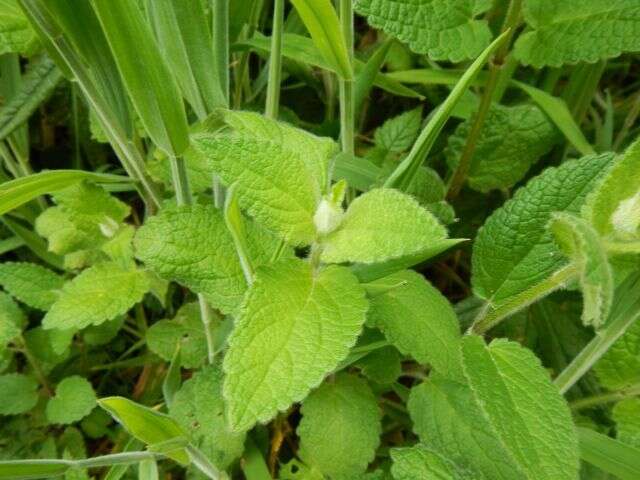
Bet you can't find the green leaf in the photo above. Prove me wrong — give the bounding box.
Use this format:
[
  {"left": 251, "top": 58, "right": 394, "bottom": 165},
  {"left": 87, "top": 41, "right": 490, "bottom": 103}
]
[
  {"left": 0, "top": 54, "right": 62, "bottom": 143},
  {"left": 578, "top": 427, "right": 640, "bottom": 480},
  {"left": 613, "top": 398, "right": 640, "bottom": 448},
  {"left": 98, "top": 396, "right": 189, "bottom": 465},
  {"left": 320, "top": 188, "right": 454, "bottom": 264},
  {"left": 92, "top": 0, "right": 189, "bottom": 156},
  {"left": 146, "top": 302, "right": 217, "bottom": 369},
  {"left": 374, "top": 107, "right": 422, "bottom": 153},
  {"left": 0, "top": 0, "right": 38, "bottom": 55},
  {"left": 0, "top": 373, "right": 38, "bottom": 415},
  {"left": 514, "top": 1, "right": 640, "bottom": 68},
  {"left": 391, "top": 445, "right": 473, "bottom": 480},
  {"left": 297, "top": 373, "right": 381, "bottom": 478},
  {"left": 0, "top": 291, "right": 24, "bottom": 351},
  {"left": 43, "top": 262, "right": 150, "bottom": 331},
  {"left": 170, "top": 365, "right": 245, "bottom": 471},
  {"left": 409, "top": 337, "right": 580, "bottom": 479},
  {"left": 134, "top": 204, "right": 280, "bottom": 314},
  {"left": 0, "top": 460, "right": 70, "bottom": 480},
  {"left": 223, "top": 258, "right": 368, "bottom": 431},
  {"left": 445, "top": 104, "right": 557, "bottom": 192},
  {"left": 472, "top": 154, "right": 613, "bottom": 314},
  {"left": 357, "top": 345, "right": 402, "bottom": 384},
  {"left": 354, "top": 0, "right": 493, "bottom": 62},
  {"left": 289, "top": 0, "right": 353, "bottom": 79},
  {"left": 0, "top": 170, "right": 131, "bottom": 216},
  {"left": 138, "top": 460, "right": 157, "bottom": 480},
  {"left": 354, "top": 38, "right": 393, "bottom": 112},
  {"left": 192, "top": 110, "right": 337, "bottom": 245},
  {"left": 594, "top": 319, "right": 640, "bottom": 390},
  {"left": 584, "top": 138, "right": 640, "bottom": 238},
  {"left": 0, "top": 262, "right": 63, "bottom": 310},
  {"left": 367, "top": 270, "right": 460, "bottom": 373},
  {"left": 146, "top": 0, "right": 225, "bottom": 118},
  {"left": 46, "top": 376, "right": 96, "bottom": 425},
  {"left": 550, "top": 213, "right": 613, "bottom": 329}
]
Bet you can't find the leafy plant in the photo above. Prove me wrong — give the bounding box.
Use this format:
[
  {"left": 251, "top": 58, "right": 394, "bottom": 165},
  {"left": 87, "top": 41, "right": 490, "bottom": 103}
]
[{"left": 1, "top": 0, "right": 640, "bottom": 479}]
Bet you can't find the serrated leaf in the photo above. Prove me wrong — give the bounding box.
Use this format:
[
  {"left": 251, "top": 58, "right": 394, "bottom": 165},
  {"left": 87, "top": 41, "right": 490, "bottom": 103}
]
[
  {"left": 192, "top": 110, "right": 337, "bottom": 245},
  {"left": 613, "top": 398, "right": 640, "bottom": 448},
  {"left": 594, "top": 319, "right": 640, "bottom": 390},
  {"left": 367, "top": 270, "right": 460, "bottom": 373},
  {"left": 170, "top": 366, "right": 245, "bottom": 470},
  {"left": 409, "top": 337, "right": 580, "bottom": 479},
  {"left": 445, "top": 104, "right": 557, "bottom": 192},
  {"left": 354, "top": 0, "right": 493, "bottom": 62},
  {"left": 98, "top": 396, "right": 189, "bottom": 465},
  {"left": 374, "top": 107, "right": 422, "bottom": 153},
  {"left": 0, "top": 0, "right": 38, "bottom": 55},
  {"left": 321, "top": 188, "right": 455, "bottom": 264},
  {"left": 0, "top": 373, "right": 38, "bottom": 415},
  {"left": 0, "top": 262, "right": 63, "bottom": 311},
  {"left": 391, "top": 445, "right": 474, "bottom": 479},
  {"left": 584, "top": 138, "right": 640, "bottom": 239},
  {"left": 514, "top": 1, "right": 640, "bottom": 68},
  {"left": 134, "top": 204, "right": 280, "bottom": 314},
  {"left": 43, "top": 262, "right": 150, "bottom": 331},
  {"left": 146, "top": 302, "right": 217, "bottom": 369},
  {"left": 298, "top": 373, "right": 381, "bottom": 477},
  {"left": 550, "top": 213, "right": 613, "bottom": 329},
  {"left": 0, "top": 292, "right": 24, "bottom": 351},
  {"left": 223, "top": 258, "right": 368, "bottom": 431},
  {"left": 472, "top": 154, "right": 614, "bottom": 308},
  {"left": 46, "top": 376, "right": 96, "bottom": 425}
]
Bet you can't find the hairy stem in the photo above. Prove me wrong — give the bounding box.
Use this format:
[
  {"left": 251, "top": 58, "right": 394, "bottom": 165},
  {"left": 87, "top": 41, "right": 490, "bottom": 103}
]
[
  {"left": 265, "top": 0, "right": 284, "bottom": 119},
  {"left": 447, "top": 0, "right": 522, "bottom": 199}
]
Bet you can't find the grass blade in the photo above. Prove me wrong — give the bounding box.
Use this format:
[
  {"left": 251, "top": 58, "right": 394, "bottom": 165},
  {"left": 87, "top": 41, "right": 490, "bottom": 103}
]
[
  {"left": 578, "top": 427, "right": 640, "bottom": 480},
  {"left": 92, "top": 0, "right": 189, "bottom": 157},
  {"left": 0, "top": 460, "right": 70, "bottom": 480},
  {"left": 384, "top": 30, "right": 511, "bottom": 191},
  {"left": 354, "top": 38, "right": 392, "bottom": 112},
  {"left": 289, "top": 0, "right": 353, "bottom": 80}
]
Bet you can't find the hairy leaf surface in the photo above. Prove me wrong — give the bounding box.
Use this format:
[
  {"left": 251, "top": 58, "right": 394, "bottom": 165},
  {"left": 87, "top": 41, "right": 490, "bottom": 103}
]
[
  {"left": 354, "top": 0, "right": 493, "bottom": 62},
  {"left": 613, "top": 399, "right": 640, "bottom": 448},
  {"left": 391, "top": 445, "right": 474, "bottom": 479},
  {"left": 515, "top": 1, "right": 640, "bottom": 67},
  {"left": 0, "top": 262, "right": 63, "bottom": 311},
  {"left": 594, "top": 320, "right": 640, "bottom": 390},
  {"left": 298, "top": 373, "right": 381, "bottom": 477},
  {"left": 46, "top": 376, "right": 96, "bottom": 425},
  {"left": 367, "top": 270, "right": 460, "bottom": 373},
  {"left": 0, "top": 292, "right": 24, "bottom": 351},
  {"left": 223, "top": 258, "right": 368, "bottom": 432}
]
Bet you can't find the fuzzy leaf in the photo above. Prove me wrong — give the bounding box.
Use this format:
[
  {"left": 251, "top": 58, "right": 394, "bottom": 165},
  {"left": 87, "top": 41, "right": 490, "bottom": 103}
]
[
  {"left": 0, "top": 373, "right": 38, "bottom": 415},
  {"left": 445, "top": 104, "right": 557, "bottom": 192},
  {"left": 192, "top": 110, "right": 337, "bottom": 245},
  {"left": 146, "top": 302, "right": 217, "bottom": 369},
  {"left": 170, "top": 365, "right": 245, "bottom": 470},
  {"left": 354, "top": 0, "right": 493, "bottom": 62},
  {"left": 472, "top": 154, "right": 613, "bottom": 307},
  {"left": 375, "top": 107, "right": 422, "bottom": 153},
  {"left": 613, "top": 398, "right": 640, "bottom": 448},
  {"left": 367, "top": 270, "right": 460, "bottom": 373},
  {"left": 391, "top": 445, "right": 474, "bottom": 479},
  {"left": 550, "top": 213, "right": 613, "bottom": 328},
  {"left": 408, "top": 337, "right": 580, "bottom": 479},
  {"left": 321, "top": 188, "right": 455, "bottom": 264},
  {"left": 0, "top": 292, "right": 24, "bottom": 351},
  {"left": 594, "top": 320, "right": 640, "bottom": 390},
  {"left": 43, "top": 262, "right": 150, "bottom": 330},
  {"left": 0, "top": 262, "right": 63, "bottom": 311},
  {"left": 134, "top": 204, "right": 280, "bottom": 314},
  {"left": 0, "top": 0, "right": 38, "bottom": 55},
  {"left": 46, "top": 376, "right": 96, "bottom": 424},
  {"left": 223, "top": 258, "right": 368, "bottom": 432},
  {"left": 515, "top": 1, "right": 640, "bottom": 68},
  {"left": 297, "top": 373, "right": 381, "bottom": 477},
  {"left": 584, "top": 139, "right": 640, "bottom": 238}
]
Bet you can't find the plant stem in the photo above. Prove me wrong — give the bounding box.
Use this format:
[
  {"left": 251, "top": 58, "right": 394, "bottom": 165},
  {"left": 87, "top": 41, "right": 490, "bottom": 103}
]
[
  {"left": 265, "top": 0, "right": 284, "bottom": 119},
  {"left": 213, "top": 0, "right": 230, "bottom": 107},
  {"left": 168, "top": 155, "right": 192, "bottom": 206},
  {"left": 571, "top": 383, "right": 640, "bottom": 411},
  {"left": 198, "top": 295, "right": 216, "bottom": 365},
  {"left": 447, "top": 0, "right": 522, "bottom": 200},
  {"left": 339, "top": 0, "right": 355, "bottom": 157}
]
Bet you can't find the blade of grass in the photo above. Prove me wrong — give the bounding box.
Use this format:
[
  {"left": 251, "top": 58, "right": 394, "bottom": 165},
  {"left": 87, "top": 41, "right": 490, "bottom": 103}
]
[
  {"left": 265, "top": 0, "right": 284, "bottom": 119},
  {"left": 384, "top": 30, "right": 511, "bottom": 191},
  {"left": 1, "top": 216, "right": 63, "bottom": 269},
  {"left": 578, "top": 427, "right": 640, "bottom": 480},
  {"left": 354, "top": 38, "right": 392, "bottom": 113}
]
